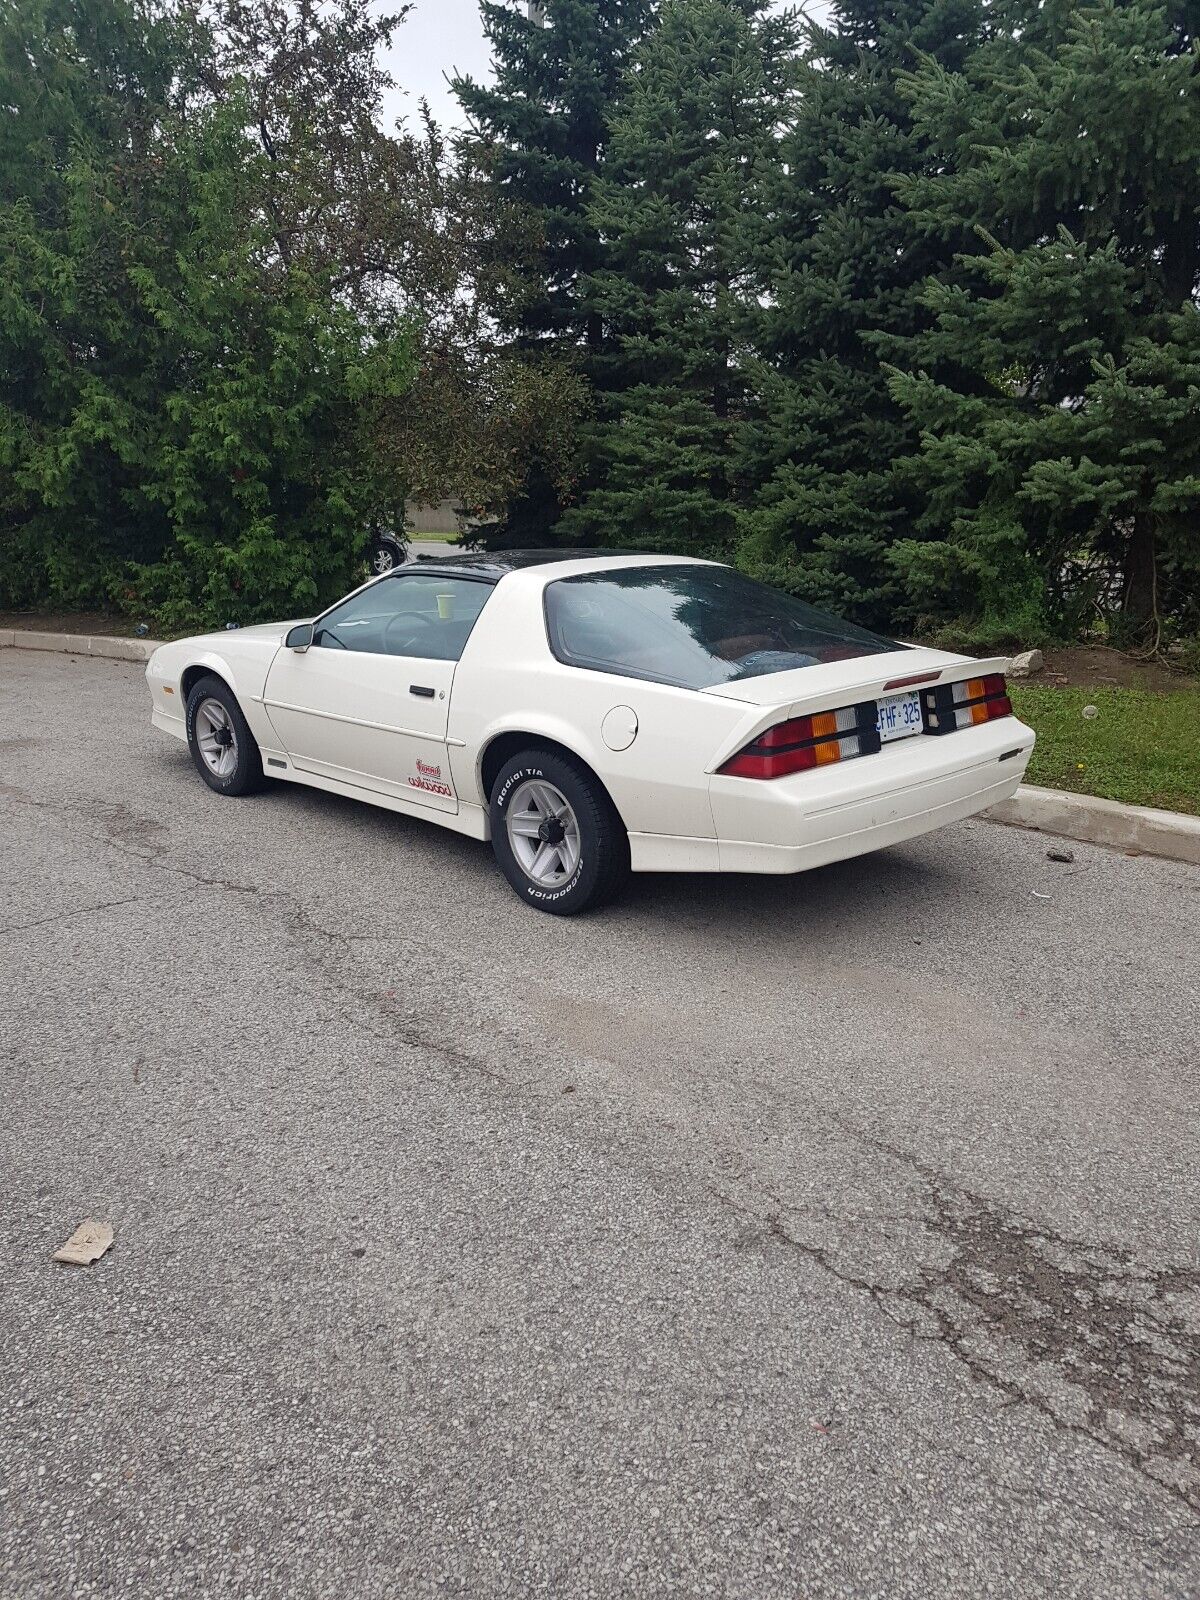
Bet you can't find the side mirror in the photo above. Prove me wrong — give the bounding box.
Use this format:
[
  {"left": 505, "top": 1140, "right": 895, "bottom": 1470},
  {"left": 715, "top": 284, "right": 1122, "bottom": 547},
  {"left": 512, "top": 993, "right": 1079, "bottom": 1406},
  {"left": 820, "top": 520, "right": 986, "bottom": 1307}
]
[{"left": 286, "top": 622, "right": 314, "bottom": 652}]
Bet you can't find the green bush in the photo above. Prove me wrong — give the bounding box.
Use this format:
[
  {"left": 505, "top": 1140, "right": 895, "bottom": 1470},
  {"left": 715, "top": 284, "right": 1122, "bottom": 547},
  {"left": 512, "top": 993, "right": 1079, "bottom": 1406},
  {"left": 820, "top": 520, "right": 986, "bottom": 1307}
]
[{"left": 0, "top": 1, "right": 414, "bottom": 632}]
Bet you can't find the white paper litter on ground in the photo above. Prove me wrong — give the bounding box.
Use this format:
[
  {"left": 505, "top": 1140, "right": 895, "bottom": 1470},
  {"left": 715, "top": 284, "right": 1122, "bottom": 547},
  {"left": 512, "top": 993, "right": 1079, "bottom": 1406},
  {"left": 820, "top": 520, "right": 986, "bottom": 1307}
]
[{"left": 53, "top": 1220, "right": 114, "bottom": 1266}]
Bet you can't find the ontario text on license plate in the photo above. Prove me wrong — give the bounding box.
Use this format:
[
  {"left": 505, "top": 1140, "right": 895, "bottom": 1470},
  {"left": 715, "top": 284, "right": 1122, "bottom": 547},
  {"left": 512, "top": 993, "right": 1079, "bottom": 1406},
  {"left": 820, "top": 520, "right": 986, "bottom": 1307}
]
[{"left": 876, "top": 689, "right": 924, "bottom": 743}]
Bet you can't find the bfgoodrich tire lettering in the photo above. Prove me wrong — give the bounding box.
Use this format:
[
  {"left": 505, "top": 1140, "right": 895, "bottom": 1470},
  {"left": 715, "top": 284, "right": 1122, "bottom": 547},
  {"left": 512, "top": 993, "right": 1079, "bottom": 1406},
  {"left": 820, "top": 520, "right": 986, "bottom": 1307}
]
[
  {"left": 489, "top": 747, "right": 629, "bottom": 916},
  {"left": 184, "top": 674, "right": 267, "bottom": 797}
]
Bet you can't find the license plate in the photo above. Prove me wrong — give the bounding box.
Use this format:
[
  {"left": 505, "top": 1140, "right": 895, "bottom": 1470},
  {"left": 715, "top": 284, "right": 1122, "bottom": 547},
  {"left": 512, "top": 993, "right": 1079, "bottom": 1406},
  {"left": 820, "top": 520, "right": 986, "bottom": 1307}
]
[{"left": 875, "top": 690, "right": 924, "bottom": 743}]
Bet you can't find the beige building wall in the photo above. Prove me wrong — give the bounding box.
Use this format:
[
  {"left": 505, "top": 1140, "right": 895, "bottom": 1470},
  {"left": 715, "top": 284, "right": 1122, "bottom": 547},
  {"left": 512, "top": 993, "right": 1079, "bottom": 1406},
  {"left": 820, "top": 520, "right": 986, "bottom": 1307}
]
[{"left": 406, "top": 499, "right": 461, "bottom": 534}]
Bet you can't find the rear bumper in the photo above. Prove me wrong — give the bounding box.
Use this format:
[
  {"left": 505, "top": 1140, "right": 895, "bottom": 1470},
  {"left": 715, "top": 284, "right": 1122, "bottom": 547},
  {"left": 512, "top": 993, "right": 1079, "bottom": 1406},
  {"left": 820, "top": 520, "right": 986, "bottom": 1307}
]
[{"left": 711, "top": 720, "right": 1034, "bottom": 875}]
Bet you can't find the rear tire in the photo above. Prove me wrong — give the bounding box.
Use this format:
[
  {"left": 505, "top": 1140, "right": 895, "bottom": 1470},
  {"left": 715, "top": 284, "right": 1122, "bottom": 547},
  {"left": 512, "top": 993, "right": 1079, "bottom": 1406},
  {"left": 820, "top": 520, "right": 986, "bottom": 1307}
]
[
  {"left": 185, "top": 675, "right": 266, "bottom": 797},
  {"left": 489, "top": 747, "right": 629, "bottom": 915}
]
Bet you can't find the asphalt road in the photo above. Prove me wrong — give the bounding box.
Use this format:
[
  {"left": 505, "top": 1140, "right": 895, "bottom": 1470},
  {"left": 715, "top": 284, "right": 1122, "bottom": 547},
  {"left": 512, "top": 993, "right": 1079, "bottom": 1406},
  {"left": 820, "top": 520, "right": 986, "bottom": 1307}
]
[{"left": 2, "top": 648, "right": 1198, "bottom": 1600}]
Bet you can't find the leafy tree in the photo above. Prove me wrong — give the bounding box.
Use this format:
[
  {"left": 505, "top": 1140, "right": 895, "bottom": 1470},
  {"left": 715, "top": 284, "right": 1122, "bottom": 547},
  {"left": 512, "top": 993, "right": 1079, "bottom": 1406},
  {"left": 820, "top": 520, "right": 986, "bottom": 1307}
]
[
  {"left": 185, "top": 0, "right": 416, "bottom": 312},
  {"left": 0, "top": 0, "right": 186, "bottom": 609},
  {"left": 558, "top": 0, "right": 798, "bottom": 551},
  {"left": 190, "top": 1, "right": 576, "bottom": 539},
  {"left": 738, "top": 0, "right": 985, "bottom": 630},
  {"left": 0, "top": 0, "right": 417, "bottom": 626},
  {"left": 0, "top": 0, "right": 557, "bottom": 627},
  {"left": 453, "top": 0, "right": 656, "bottom": 542},
  {"left": 886, "top": 0, "right": 1200, "bottom": 646},
  {"left": 362, "top": 116, "right": 591, "bottom": 523}
]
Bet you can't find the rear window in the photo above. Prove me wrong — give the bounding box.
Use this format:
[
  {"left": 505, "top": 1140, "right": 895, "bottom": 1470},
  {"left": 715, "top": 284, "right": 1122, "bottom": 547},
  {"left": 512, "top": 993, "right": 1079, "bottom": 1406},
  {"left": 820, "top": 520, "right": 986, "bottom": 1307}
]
[{"left": 544, "top": 565, "right": 900, "bottom": 690}]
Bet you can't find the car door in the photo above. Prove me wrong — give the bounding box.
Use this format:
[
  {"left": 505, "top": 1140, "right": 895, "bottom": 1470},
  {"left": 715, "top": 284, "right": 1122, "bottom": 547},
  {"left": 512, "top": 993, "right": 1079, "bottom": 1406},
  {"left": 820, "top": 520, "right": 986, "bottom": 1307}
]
[{"left": 261, "top": 572, "right": 494, "bottom": 813}]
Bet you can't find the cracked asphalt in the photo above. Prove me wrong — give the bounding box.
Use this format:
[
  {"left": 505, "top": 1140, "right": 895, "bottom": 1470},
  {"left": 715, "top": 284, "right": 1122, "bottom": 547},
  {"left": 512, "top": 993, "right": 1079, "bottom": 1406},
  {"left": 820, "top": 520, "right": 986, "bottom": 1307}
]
[{"left": 2, "top": 647, "right": 1199, "bottom": 1599}]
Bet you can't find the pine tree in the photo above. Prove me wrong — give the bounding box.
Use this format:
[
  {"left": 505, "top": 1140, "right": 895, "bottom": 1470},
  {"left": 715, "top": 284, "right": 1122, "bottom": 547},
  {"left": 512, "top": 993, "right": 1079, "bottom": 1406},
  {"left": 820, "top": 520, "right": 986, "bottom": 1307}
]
[
  {"left": 558, "top": 0, "right": 798, "bottom": 550},
  {"left": 739, "top": 0, "right": 986, "bottom": 630},
  {"left": 454, "top": 0, "right": 656, "bottom": 541},
  {"left": 886, "top": 0, "right": 1200, "bottom": 645}
]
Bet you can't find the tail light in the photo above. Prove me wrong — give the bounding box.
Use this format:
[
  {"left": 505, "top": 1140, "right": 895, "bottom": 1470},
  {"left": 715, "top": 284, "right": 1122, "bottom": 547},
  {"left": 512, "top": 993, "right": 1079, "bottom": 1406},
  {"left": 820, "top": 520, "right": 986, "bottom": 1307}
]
[
  {"left": 719, "top": 670, "right": 1013, "bottom": 779},
  {"left": 719, "top": 704, "right": 877, "bottom": 779},
  {"left": 923, "top": 674, "right": 1012, "bottom": 734}
]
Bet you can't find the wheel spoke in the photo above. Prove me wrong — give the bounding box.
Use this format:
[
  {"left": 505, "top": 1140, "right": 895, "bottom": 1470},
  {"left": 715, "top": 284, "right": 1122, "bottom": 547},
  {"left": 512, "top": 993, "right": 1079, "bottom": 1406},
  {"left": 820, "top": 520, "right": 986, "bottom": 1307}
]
[
  {"left": 534, "top": 783, "right": 564, "bottom": 820},
  {"left": 529, "top": 842, "right": 557, "bottom": 881},
  {"left": 509, "top": 810, "right": 543, "bottom": 838}
]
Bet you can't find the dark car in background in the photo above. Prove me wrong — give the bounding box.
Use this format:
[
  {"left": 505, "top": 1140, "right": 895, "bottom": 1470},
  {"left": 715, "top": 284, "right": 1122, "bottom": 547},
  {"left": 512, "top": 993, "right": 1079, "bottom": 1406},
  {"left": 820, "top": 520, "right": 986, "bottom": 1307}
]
[{"left": 366, "top": 527, "right": 407, "bottom": 575}]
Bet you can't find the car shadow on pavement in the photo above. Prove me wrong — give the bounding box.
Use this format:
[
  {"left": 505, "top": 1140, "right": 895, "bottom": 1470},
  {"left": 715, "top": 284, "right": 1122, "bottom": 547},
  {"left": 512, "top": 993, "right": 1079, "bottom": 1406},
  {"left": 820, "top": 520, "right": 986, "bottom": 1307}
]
[{"left": 620, "top": 841, "right": 975, "bottom": 932}]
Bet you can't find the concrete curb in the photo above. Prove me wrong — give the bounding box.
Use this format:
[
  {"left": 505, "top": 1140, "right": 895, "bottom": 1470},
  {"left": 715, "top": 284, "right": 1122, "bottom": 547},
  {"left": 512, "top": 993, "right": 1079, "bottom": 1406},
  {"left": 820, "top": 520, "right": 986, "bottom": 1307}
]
[
  {"left": 987, "top": 784, "right": 1200, "bottom": 866},
  {"left": 1, "top": 629, "right": 161, "bottom": 662}
]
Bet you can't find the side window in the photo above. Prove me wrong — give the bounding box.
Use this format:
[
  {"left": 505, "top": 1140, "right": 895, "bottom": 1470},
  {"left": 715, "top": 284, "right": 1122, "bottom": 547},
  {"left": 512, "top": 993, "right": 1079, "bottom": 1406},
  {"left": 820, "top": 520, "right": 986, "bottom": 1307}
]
[{"left": 313, "top": 576, "right": 493, "bottom": 661}]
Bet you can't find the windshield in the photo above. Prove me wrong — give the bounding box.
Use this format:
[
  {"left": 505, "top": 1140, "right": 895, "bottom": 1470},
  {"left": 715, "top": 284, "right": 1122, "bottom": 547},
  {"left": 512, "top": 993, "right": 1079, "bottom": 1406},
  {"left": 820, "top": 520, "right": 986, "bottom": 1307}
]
[{"left": 544, "top": 565, "right": 901, "bottom": 690}]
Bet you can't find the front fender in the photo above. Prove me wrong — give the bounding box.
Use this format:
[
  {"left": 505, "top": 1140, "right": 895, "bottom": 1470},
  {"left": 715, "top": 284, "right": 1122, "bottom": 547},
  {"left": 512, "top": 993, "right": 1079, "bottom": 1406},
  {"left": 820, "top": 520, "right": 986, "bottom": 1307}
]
[{"left": 148, "top": 637, "right": 284, "bottom": 751}]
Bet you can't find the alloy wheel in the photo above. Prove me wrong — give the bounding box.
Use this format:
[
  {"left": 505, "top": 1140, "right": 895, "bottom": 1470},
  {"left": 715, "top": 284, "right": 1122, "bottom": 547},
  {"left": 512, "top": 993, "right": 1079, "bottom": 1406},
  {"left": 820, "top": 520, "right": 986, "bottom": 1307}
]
[
  {"left": 195, "top": 698, "right": 238, "bottom": 779},
  {"left": 505, "top": 779, "right": 582, "bottom": 887}
]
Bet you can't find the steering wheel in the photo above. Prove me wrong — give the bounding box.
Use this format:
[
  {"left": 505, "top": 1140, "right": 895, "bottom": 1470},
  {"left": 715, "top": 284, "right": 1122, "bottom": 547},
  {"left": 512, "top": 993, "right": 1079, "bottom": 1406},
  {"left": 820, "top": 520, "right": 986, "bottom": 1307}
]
[{"left": 382, "top": 610, "right": 438, "bottom": 653}]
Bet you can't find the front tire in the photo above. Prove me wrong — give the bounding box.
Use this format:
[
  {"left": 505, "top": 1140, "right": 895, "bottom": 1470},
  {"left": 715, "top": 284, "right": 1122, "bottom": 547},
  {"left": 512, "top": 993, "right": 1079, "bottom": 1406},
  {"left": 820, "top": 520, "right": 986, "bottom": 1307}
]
[
  {"left": 185, "top": 675, "right": 266, "bottom": 797},
  {"left": 490, "top": 747, "right": 629, "bottom": 915}
]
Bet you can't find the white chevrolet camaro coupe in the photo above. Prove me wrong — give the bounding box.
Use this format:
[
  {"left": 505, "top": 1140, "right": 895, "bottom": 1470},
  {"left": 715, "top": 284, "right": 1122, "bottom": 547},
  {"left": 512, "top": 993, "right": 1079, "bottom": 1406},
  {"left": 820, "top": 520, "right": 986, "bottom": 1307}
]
[{"left": 146, "top": 551, "right": 1034, "bottom": 914}]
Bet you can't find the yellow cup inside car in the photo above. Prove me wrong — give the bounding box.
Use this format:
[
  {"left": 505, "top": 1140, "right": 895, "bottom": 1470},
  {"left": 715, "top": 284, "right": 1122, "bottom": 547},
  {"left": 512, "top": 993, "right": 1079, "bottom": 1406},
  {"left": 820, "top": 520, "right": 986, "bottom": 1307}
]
[{"left": 436, "top": 592, "right": 455, "bottom": 621}]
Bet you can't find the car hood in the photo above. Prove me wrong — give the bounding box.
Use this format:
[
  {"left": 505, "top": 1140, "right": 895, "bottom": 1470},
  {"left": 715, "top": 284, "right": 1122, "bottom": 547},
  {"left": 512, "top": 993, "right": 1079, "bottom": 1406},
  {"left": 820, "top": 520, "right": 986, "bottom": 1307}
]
[{"left": 186, "top": 620, "right": 302, "bottom": 648}]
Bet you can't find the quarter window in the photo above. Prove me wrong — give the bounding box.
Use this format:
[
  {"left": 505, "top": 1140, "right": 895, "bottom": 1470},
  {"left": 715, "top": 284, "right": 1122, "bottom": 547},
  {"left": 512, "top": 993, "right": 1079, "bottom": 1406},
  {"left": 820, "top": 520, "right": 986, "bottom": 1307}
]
[{"left": 544, "top": 566, "right": 900, "bottom": 689}]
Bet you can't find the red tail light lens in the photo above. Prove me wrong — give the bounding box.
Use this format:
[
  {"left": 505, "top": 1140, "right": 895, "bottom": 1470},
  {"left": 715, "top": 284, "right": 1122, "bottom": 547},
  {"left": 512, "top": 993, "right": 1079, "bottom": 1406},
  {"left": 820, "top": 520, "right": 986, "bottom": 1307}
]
[
  {"left": 923, "top": 674, "right": 1012, "bottom": 734},
  {"left": 719, "top": 706, "right": 867, "bottom": 780}
]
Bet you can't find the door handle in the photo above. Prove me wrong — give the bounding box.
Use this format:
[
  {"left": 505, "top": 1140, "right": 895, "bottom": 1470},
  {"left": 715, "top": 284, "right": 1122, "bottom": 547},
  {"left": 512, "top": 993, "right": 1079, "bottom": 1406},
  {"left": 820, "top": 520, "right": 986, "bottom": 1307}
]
[{"left": 409, "top": 684, "right": 435, "bottom": 698}]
